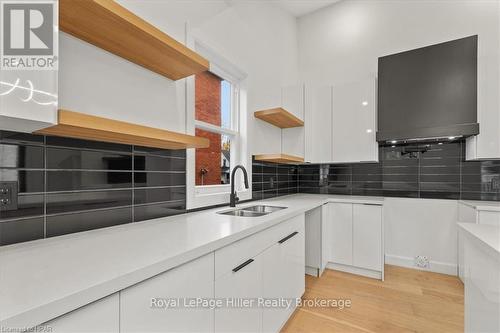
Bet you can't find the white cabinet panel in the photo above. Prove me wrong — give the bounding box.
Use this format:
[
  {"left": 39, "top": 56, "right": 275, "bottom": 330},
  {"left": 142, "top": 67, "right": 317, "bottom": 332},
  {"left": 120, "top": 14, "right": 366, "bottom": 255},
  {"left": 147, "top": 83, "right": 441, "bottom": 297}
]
[
  {"left": 352, "top": 204, "right": 383, "bottom": 271},
  {"left": 262, "top": 225, "right": 305, "bottom": 333},
  {"left": 305, "top": 207, "right": 322, "bottom": 270},
  {"left": 329, "top": 203, "right": 353, "bottom": 265},
  {"left": 332, "top": 78, "right": 378, "bottom": 163},
  {"left": 44, "top": 293, "right": 119, "bottom": 333},
  {"left": 463, "top": 231, "right": 500, "bottom": 333},
  {"left": 478, "top": 211, "right": 500, "bottom": 226},
  {"left": 282, "top": 85, "right": 305, "bottom": 157},
  {"left": 215, "top": 254, "right": 262, "bottom": 333},
  {"left": 321, "top": 204, "right": 332, "bottom": 273},
  {"left": 305, "top": 85, "right": 332, "bottom": 163},
  {"left": 466, "top": 37, "right": 500, "bottom": 159},
  {"left": 120, "top": 253, "right": 214, "bottom": 333}
]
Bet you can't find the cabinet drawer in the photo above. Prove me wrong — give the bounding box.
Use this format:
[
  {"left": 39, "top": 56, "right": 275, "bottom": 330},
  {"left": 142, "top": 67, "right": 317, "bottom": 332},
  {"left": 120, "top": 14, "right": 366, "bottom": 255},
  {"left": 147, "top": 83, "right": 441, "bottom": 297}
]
[{"left": 215, "top": 214, "right": 305, "bottom": 279}]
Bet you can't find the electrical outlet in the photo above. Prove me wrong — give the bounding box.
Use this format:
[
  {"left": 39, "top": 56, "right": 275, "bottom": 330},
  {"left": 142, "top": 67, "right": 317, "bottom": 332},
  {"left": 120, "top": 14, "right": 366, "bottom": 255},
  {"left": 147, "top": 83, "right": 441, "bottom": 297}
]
[
  {"left": 0, "top": 181, "right": 18, "bottom": 211},
  {"left": 415, "top": 255, "right": 429, "bottom": 268}
]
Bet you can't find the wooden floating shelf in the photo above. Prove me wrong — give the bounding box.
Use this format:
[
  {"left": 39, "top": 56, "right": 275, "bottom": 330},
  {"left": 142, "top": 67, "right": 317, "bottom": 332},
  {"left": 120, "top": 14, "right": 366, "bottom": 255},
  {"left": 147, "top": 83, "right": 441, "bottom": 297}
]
[
  {"left": 254, "top": 154, "right": 304, "bottom": 164},
  {"left": 36, "top": 110, "right": 210, "bottom": 150},
  {"left": 254, "top": 107, "right": 304, "bottom": 128},
  {"left": 60, "top": 0, "right": 209, "bottom": 80}
]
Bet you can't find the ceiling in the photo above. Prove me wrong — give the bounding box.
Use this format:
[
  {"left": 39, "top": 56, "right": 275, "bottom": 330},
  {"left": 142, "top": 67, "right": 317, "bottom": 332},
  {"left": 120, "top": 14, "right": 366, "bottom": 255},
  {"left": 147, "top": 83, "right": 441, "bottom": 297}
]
[{"left": 273, "top": 0, "right": 340, "bottom": 17}]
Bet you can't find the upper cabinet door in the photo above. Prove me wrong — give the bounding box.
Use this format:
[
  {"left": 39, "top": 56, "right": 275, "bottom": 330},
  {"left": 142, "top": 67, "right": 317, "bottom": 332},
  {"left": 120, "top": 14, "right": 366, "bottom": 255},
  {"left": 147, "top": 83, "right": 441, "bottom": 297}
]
[
  {"left": 466, "top": 38, "right": 500, "bottom": 160},
  {"left": 282, "top": 85, "right": 305, "bottom": 157},
  {"left": 305, "top": 85, "right": 333, "bottom": 163},
  {"left": 332, "top": 78, "right": 378, "bottom": 163}
]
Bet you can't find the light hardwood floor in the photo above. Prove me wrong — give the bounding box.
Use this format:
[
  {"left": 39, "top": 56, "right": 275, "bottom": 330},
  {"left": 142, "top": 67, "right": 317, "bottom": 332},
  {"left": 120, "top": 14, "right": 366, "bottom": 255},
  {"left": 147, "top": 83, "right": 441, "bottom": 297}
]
[{"left": 281, "top": 265, "right": 464, "bottom": 333}]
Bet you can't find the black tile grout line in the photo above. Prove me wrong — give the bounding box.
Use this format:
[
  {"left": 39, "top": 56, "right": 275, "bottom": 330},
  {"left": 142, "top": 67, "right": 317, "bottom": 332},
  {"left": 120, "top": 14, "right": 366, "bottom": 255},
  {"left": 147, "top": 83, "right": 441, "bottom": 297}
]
[
  {"left": 0, "top": 168, "right": 187, "bottom": 174},
  {"left": 43, "top": 135, "right": 47, "bottom": 238},
  {"left": 132, "top": 144, "right": 135, "bottom": 222},
  {"left": 1, "top": 139, "right": 187, "bottom": 159},
  {"left": 0, "top": 197, "right": 189, "bottom": 224},
  {"left": 460, "top": 140, "right": 463, "bottom": 200}
]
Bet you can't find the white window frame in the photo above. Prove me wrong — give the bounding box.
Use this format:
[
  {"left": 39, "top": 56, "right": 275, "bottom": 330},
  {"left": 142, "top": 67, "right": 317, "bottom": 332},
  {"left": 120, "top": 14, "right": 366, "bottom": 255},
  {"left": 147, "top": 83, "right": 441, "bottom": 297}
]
[{"left": 185, "top": 37, "right": 248, "bottom": 209}]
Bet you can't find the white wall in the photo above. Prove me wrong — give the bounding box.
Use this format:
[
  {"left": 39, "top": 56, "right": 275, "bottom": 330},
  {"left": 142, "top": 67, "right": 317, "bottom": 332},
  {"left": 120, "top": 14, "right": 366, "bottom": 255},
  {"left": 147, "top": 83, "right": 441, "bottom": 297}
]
[
  {"left": 384, "top": 198, "right": 459, "bottom": 275},
  {"left": 298, "top": 0, "right": 500, "bottom": 85}
]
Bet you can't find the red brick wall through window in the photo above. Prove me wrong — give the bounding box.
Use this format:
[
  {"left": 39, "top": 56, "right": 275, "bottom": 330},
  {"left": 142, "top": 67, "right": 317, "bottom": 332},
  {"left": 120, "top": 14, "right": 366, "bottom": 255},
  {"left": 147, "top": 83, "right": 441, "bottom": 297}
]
[{"left": 195, "top": 71, "right": 222, "bottom": 185}]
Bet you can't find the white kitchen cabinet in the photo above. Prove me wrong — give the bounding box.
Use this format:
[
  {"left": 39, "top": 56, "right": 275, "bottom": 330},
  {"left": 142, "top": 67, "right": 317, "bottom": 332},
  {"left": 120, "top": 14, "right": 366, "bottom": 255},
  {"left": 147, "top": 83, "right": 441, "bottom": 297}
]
[
  {"left": 462, "top": 229, "right": 500, "bottom": 333},
  {"left": 43, "top": 293, "right": 119, "bottom": 332},
  {"left": 262, "top": 226, "right": 305, "bottom": 333},
  {"left": 324, "top": 202, "right": 384, "bottom": 279},
  {"left": 215, "top": 214, "right": 305, "bottom": 333},
  {"left": 305, "top": 206, "right": 322, "bottom": 276},
  {"left": 120, "top": 253, "right": 214, "bottom": 333},
  {"left": 466, "top": 39, "right": 500, "bottom": 160},
  {"left": 352, "top": 204, "right": 383, "bottom": 271},
  {"left": 215, "top": 253, "right": 263, "bottom": 333},
  {"left": 321, "top": 204, "right": 332, "bottom": 273},
  {"left": 329, "top": 202, "right": 353, "bottom": 266},
  {"left": 332, "top": 78, "right": 378, "bottom": 163},
  {"left": 282, "top": 85, "right": 305, "bottom": 158},
  {"left": 304, "top": 86, "right": 333, "bottom": 163}
]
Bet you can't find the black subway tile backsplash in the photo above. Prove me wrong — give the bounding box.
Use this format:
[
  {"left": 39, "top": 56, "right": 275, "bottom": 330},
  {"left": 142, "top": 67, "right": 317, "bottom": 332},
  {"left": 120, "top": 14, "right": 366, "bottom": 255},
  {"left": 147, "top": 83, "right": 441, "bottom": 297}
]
[
  {"left": 46, "top": 136, "right": 132, "bottom": 153},
  {"left": 0, "top": 217, "right": 45, "bottom": 246},
  {"left": 0, "top": 144, "right": 44, "bottom": 168},
  {"left": 133, "top": 201, "right": 186, "bottom": 222},
  {"left": 46, "top": 171, "right": 133, "bottom": 192},
  {"left": 252, "top": 158, "right": 298, "bottom": 200},
  {"left": 134, "top": 172, "right": 185, "bottom": 187},
  {"left": 46, "top": 190, "right": 133, "bottom": 215},
  {"left": 134, "top": 187, "right": 186, "bottom": 205},
  {"left": 46, "top": 147, "right": 133, "bottom": 170},
  {"left": 0, "top": 170, "right": 44, "bottom": 193},
  {"left": 46, "top": 207, "right": 133, "bottom": 238},
  {"left": 0, "top": 131, "right": 187, "bottom": 246},
  {"left": 253, "top": 140, "right": 500, "bottom": 202},
  {"left": 134, "top": 155, "right": 186, "bottom": 172}
]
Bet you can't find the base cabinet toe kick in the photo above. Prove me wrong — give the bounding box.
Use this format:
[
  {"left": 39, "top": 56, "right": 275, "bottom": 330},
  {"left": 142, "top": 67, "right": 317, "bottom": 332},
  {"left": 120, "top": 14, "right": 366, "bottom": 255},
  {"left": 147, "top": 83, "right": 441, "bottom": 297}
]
[{"left": 39, "top": 214, "right": 306, "bottom": 333}]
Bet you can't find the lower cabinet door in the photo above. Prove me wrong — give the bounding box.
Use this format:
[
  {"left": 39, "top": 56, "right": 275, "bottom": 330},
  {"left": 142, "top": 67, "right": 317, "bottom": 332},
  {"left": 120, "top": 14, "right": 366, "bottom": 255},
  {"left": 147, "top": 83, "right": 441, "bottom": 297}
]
[
  {"left": 352, "top": 204, "right": 382, "bottom": 271},
  {"left": 43, "top": 293, "right": 119, "bottom": 332},
  {"left": 329, "top": 203, "right": 353, "bottom": 265},
  {"left": 215, "top": 254, "right": 262, "bottom": 333},
  {"left": 120, "top": 253, "right": 214, "bottom": 333},
  {"left": 262, "top": 223, "right": 305, "bottom": 333}
]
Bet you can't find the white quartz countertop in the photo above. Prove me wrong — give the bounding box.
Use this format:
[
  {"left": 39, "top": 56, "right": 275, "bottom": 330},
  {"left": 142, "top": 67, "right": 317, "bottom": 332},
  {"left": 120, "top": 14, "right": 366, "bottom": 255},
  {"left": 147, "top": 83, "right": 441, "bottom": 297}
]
[
  {"left": 459, "top": 200, "right": 500, "bottom": 212},
  {"left": 0, "top": 194, "right": 383, "bottom": 329},
  {"left": 458, "top": 223, "right": 500, "bottom": 255}
]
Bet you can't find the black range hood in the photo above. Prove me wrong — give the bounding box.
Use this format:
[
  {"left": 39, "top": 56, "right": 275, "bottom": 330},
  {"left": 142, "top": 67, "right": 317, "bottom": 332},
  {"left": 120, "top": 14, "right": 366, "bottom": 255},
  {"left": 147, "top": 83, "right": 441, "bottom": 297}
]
[{"left": 377, "top": 35, "right": 479, "bottom": 142}]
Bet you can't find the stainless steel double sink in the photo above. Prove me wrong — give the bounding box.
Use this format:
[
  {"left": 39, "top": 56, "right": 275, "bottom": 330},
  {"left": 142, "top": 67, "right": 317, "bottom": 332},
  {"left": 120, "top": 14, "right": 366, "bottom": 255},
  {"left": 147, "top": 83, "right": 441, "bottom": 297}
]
[{"left": 217, "top": 205, "right": 287, "bottom": 217}]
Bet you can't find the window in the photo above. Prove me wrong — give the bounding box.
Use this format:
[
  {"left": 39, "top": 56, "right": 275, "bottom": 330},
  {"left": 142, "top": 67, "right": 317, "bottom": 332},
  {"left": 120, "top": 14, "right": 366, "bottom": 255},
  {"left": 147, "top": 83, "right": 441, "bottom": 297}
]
[{"left": 194, "top": 72, "right": 239, "bottom": 186}]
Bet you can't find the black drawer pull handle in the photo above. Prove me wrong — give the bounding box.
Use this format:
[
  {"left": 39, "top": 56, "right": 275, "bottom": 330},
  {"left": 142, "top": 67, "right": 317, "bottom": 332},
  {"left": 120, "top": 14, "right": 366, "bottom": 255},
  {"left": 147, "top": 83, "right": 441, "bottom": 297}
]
[
  {"left": 278, "top": 231, "right": 299, "bottom": 244},
  {"left": 232, "top": 259, "right": 254, "bottom": 273}
]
